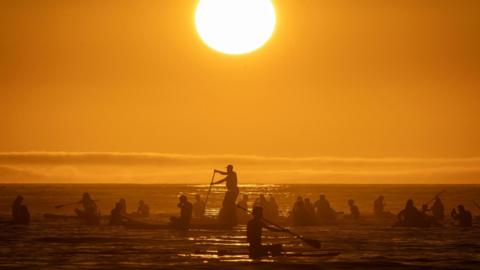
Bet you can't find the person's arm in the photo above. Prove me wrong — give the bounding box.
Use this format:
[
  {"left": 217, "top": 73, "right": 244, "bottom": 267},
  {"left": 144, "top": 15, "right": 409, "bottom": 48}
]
[
  {"left": 213, "top": 177, "right": 228, "bottom": 185},
  {"left": 214, "top": 169, "right": 228, "bottom": 175}
]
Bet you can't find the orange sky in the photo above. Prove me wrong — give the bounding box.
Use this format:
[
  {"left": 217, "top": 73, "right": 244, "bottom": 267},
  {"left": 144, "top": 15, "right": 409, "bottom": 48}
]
[{"left": 1, "top": 1, "right": 479, "bottom": 183}]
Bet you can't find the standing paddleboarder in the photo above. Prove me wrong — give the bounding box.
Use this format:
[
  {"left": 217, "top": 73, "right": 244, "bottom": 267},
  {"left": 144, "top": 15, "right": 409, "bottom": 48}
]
[{"left": 212, "top": 164, "right": 238, "bottom": 225}]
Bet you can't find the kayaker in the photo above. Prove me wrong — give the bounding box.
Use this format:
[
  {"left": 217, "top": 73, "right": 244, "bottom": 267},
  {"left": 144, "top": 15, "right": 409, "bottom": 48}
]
[
  {"left": 118, "top": 198, "right": 127, "bottom": 215},
  {"left": 169, "top": 195, "right": 193, "bottom": 230},
  {"left": 193, "top": 194, "right": 205, "bottom": 218},
  {"left": 237, "top": 194, "right": 249, "bottom": 223},
  {"left": 12, "top": 195, "right": 30, "bottom": 225},
  {"left": 266, "top": 195, "right": 279, "bottom": 221},
  {"left": 136, "top": 200, "right": 150, "bottom": 218},
  {"left": 212, "top": 164, "right": 239, "bottom": 225},
  {"left": 247, "top": 206, "right": 285, "bottom": 259},
  {"left": 74, "top": 193, "right": 99, "bottom": 224},
  {"left": 109, "top": 201, "right": 124, "bottom": 225},
  {"left": 291, "top": 196, "right": 306, "bottom": 226},
  {"left": 396, "top": 199, "right": 425, "bottom": 227},
  {"left": 348, "top": 199, "right": 360, "bottom": 220},
  {"left": 431, "top": 196, "right": 445, "bottom": 221},
  {"left": 314, "top": 194, "right": 336, "bottom": 224},
  {"left": 451, "top": 205, "right": 472, "bottom": 227},
  {"left": 373, "top": 195, "right": 385, "bottom": 217}
]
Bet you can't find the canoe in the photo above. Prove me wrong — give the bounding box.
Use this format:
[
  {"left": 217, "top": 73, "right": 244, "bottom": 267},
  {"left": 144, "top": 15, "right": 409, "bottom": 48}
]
[
  {"left": 188, "top": 250, "right": 341, "bottom": 258},
  {"left": 122, "top": 215, "right": 233, "bottom": 230}
]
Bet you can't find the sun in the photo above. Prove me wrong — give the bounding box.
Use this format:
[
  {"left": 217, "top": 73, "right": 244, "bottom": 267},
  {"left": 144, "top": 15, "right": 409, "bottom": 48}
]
[{"left": 195, "top": 0, "right": 276, "bottom": 55}]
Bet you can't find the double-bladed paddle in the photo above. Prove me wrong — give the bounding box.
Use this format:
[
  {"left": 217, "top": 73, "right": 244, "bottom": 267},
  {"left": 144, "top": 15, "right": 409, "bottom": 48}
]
[{"left": 237, "top": 205, "right": 322, "bottom": 249}]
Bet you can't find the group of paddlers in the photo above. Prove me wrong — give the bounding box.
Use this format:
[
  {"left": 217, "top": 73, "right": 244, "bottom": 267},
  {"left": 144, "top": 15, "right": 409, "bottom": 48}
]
[
  {"left": 4, "top": 165, "right": 479, "bottom": 259},
  {"left": 285, "top": 192, "right": 474, "bottom": 228}
]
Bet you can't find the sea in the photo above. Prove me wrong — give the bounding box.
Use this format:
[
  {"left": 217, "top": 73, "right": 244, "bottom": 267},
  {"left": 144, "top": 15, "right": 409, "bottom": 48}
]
[{"left": 0, "top": 184, "right": 479, "bottom": 269}]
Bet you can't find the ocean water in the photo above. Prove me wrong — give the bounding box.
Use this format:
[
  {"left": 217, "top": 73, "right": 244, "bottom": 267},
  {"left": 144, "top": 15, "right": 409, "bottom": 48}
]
[{"left": 0, "top": 184, "right": 479, "bottom": 269}]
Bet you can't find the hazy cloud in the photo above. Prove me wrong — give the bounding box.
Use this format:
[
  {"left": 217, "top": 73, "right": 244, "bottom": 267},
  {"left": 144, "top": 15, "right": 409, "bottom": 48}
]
[{"left": 0, "top": 152, "right": 479, "bottom": 183}]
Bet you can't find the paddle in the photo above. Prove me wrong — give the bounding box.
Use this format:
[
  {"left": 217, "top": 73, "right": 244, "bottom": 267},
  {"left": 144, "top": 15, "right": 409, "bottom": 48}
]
[
  {"left": 425, "top": 190, "right": 445, "bottom": 206},
  {"left": 55, "top": 200, "right": 99, "bottom": 209},
  {"left": 202, "top": 171, "right": 216, "bottom": 215},
  {"left": 237, "top": 205, "right": 322, "bottom": 249},
  {"left": 474, "top": 201, "right": 480, "bottom": 211}
]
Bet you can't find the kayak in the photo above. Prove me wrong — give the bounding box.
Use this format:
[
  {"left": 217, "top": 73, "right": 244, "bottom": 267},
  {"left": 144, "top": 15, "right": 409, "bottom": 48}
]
[
  {"left": 185, "top": 249, "right": 341, "bottom": 258},
  {"left": 122, "top": 215, "right": 233, "bottom": 230}
]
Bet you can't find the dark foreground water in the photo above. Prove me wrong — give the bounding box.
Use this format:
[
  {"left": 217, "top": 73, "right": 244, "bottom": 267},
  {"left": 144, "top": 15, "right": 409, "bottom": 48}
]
[{"left": 0, "top": 184, "right": 479, "bottom": 269}]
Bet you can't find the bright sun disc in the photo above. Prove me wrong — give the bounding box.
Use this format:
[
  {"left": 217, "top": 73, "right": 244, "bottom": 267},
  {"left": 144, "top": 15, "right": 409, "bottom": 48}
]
[{"left": 195, "top": 0, "right": 276, "bottom": 55}]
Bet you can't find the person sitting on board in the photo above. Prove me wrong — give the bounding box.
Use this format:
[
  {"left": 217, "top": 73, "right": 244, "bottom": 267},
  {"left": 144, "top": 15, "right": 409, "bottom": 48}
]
[
  {"left": 135, "top": 200, "right": 150, "bottom": 218},
  {"left": 247, "top": 206, "right": 285, "bottom": 259},
  {"left": 451, "top": 205, "right": 472, "bottom": 227},
  {"left": 431, "top": 195, "right": 445, "bottom": 222},
  {"left": 374, "top": 195, "right": 385, "bottom": 217},
  {"left": 237, "top": 194, "right": 250, "bottom": 224},
  {"left": 109, "top": 201, "right": 124, "bottom": 225},
  {"left": 12, "top": 195, "right": 30, "bottom": 225},
  {"left": 396, "top": 199, "right": 427, "bottom": 227},
  {"left": 254, "top": 194, "right": 267, "bottom": 209},
  {"left": 347, "top": 199, "right": 360, "bottom": 220},
  {"left": 304, "top": 198, "right": 316, "bottom": 225},
  {"left": 118, "top": 198, "right": 127, "bottom": 215},
  {"left": 74, "top": 193, "right": 99, "bottom": 219},
  {"left": 314, "top": 194, "right": 336, "bottom": 224},
  {"left": 193, "top": 194, "right": 206, "bottom": 218},
  {"left": 169, "top": 195, "right": 193, "bottom": 230},
  {"left": 266, "top": 195, "right": 279, "bottom": 221},
  {"left": 212, "top": 164, "right": 239, "bottom": 226},
  {"left": 291, "top": 196, "right": 306, "bottom": 226}
]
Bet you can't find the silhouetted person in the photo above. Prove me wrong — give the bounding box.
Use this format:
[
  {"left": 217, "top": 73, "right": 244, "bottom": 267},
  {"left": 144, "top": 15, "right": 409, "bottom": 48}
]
[
  {"left": 237, "top": 194, "right": 250, "bottom": 223},
  {"left": 75, "top": 193, "right": 98, "bottom": 219},
  {"left": 136, "top": 200, "right": 150, "bottom": 218},
  {"left": 266, "top": 195, "right": 279, "bottom": 221},
  {"left": 247, "top": 207, "right": 284, "bottom": 259},
  {"left": 420, "top": 204, "right": 441, "bottom": 227},
  {"left": 348, "top": 199, "right": 360, "bottom": 220},
  {"left": 431, "top": 196, "right": 445, "bottom": 222},
  {"left": 254, "top": 194, "right": 267, "bottom": 208},
  {"left": 170, "top": 195, "right": 193, "bottom": 230},
  {"left": 374, "top": 196, "right": 385, "bottom": 217},
  {"left": 304, "top": 198, "right": 315, "bottom": 225},
  {"left": 110, "top": 202, "right": 124, "bottom": 225},
  {"left": 292, "top": 196, "right": 306, "bottom": 225},
  {"left": 421, "top": 204, "right": 429, "bottom": 214},
  {"left": 193, "top": 194, "right": 206, "bottom": 218},
  {"left": 118, "top": 198, "right": 127, "bottom": 215},
  {"left": 314, "top": 194, "right": 336, "bottom": 224},
  {"left": 12, "top": 196, "right": 30, "bottom": 225},
  {"left": 213, "top": 165, "right": 238, "bottom": 225},
  {"left": 397, "top": 199, "right": 426, "bottom": 227},
  {"left": 451, "top": 205, "right": 472, "bottom": 227}
]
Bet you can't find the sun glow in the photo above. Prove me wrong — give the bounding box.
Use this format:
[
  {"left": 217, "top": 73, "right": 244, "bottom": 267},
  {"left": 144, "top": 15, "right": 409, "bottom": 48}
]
[{"left": 195, "top": 0, "right": 276, "bottom": 55}]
